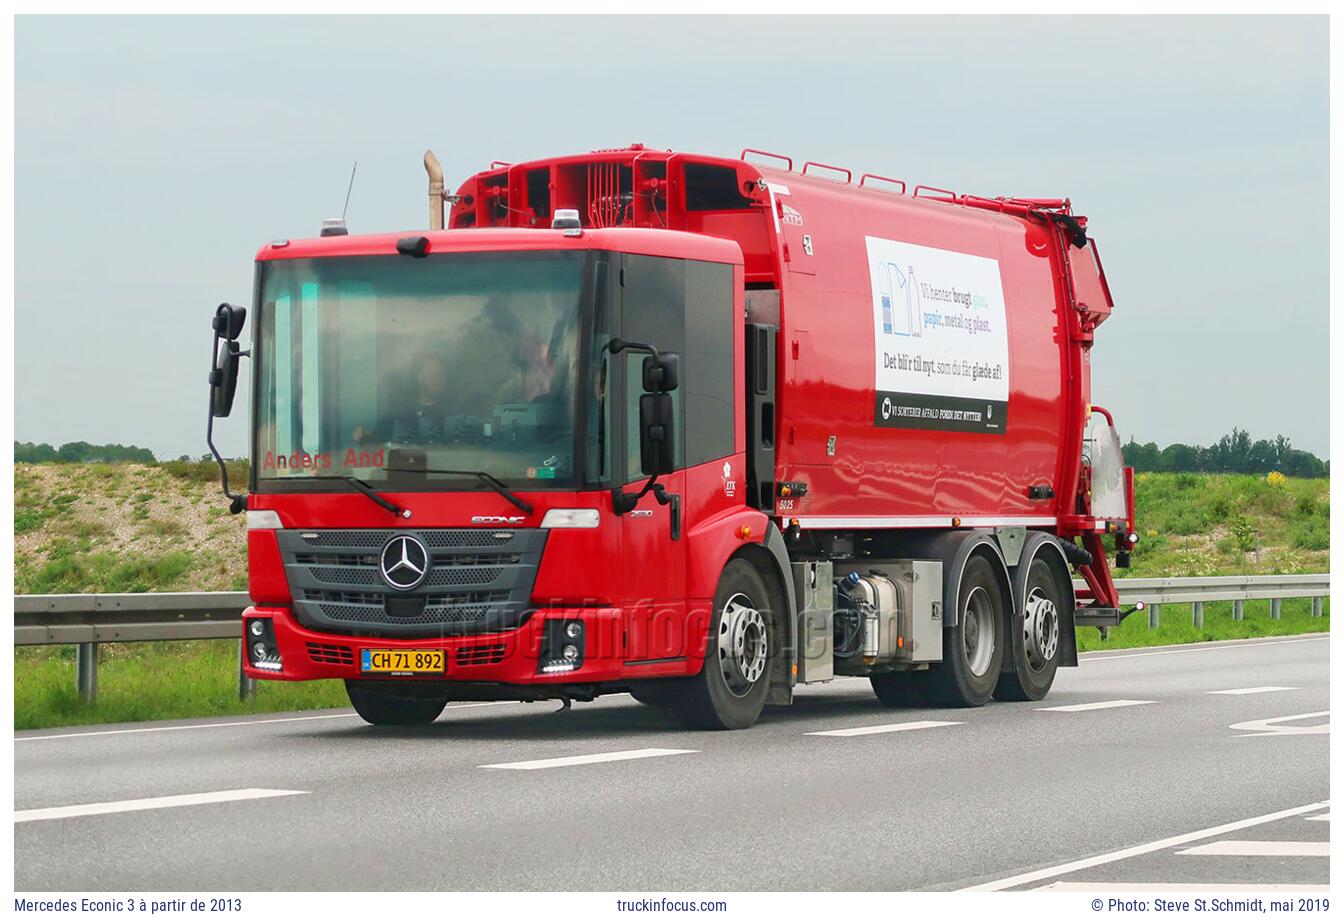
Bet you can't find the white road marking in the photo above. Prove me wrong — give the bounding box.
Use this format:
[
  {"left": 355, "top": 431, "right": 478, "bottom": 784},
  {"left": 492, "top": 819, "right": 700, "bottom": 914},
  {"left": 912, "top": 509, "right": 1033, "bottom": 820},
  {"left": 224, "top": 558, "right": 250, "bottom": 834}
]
[
  {"left": 1082, "top": 635, "right": 1327, "bottom": 662},
  {"left": 1036, "top": 882, "right": 1329, "bottom": 892},
  {"left": 1179, "top": 840, "right": 1329, "bottom": 857},
  {"left": 1230, "top": 710, "right": 1330, "bottom": 737},
  {"left": 479, "top": 748, "right": 698, "bottom": 771},
  {"left": 962, "top": 800, "right": 1330, "bottom": 891},
  {"left": 806, "top": 720, "right": 962, "bottom": 737},
  {"left": 15, "top": 788, "right": 307, "bottom": 823},
  {"left": 15, "top": 701, "right": 517, "bottom": 743},
  {"left": 1208, "top": 686, "right": 1298, "bottom": 695},
  {"left": 1306, "top": 813, "right": 1330, "bottom": 822},
  {"left": 1037, "top": 699, "right": 1154, "bottom": 713}
]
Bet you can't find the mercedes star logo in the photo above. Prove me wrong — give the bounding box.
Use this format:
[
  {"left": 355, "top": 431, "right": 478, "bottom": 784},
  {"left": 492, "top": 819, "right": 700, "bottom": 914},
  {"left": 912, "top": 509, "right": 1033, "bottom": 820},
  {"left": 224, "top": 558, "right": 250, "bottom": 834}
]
[{"left": 379, "top": 534, "right": 429, "bottom": 591}]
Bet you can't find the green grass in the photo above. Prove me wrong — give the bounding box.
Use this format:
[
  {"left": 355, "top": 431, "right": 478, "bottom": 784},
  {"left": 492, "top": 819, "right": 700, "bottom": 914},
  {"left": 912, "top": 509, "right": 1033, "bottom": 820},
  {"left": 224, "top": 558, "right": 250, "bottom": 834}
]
[
  {"left": 14, "top": 642, "right": 350, "bottom": 731},
  {"left": 1076, "top": 597, "right": 1328, "bottom": 653},
  {"left": 12, "top": 467, "right": 1330, "bottom": 729}
]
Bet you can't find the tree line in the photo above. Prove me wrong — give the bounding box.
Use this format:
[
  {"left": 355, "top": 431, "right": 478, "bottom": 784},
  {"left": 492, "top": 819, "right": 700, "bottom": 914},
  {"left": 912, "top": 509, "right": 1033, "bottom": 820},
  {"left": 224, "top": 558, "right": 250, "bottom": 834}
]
[
  {"left": 1123, "top": 428, "right": 1328, "bottom": 478},
  {"left": 15, "top": 441, "right": 157, "bottom": 464}
]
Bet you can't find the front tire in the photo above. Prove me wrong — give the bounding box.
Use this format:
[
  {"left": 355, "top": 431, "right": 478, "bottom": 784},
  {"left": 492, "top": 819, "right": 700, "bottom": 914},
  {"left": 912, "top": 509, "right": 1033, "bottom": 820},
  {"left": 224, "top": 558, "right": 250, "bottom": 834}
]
[
  {"left": 994, "top": 556, "right": 1065, "bottom": 701},
  {"left": 345, "top": 681, "right": 449, "bottom": 726},
  {"left": 669, "top": 558, "right": 777, "bottom": 730},
  {"left": 927, "top": 554, "right": 1006, "bottom": 707}
]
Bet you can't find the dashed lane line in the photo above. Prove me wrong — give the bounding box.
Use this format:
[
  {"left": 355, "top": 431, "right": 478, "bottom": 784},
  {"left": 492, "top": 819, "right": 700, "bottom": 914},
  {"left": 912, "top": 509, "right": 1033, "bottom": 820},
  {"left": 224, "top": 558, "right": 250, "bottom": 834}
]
[
  {"left": 1207, "top": 686, "right": 1298, "bottom": 695},
  {"left": 1036, "top": 699, "right": 1154, "bottom": 713},
  {"left": 16, "top": 788, "right": 308, "bottom": 823},
  {"left": 479, "top": 748, "right": 698, "bottom": 771},
  {"left": 805, "top": 720, "right": 963, "bottom": 737},
  {"left": 1178, "top": 840, "right": 1330, "bottom": 857}
]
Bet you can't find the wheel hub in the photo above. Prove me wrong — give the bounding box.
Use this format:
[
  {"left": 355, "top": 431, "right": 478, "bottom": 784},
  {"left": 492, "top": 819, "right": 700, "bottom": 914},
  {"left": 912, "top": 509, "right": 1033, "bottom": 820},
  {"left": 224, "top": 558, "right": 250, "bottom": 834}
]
[
  {"left": 962, "top": 586, "right": 996, "bottom": 678},
  {"left": 1022, "top": 587, "right": 1059, "bottom": 671},
  {"left": 718, "top": 593, "right": 767, "bottom": 697}
]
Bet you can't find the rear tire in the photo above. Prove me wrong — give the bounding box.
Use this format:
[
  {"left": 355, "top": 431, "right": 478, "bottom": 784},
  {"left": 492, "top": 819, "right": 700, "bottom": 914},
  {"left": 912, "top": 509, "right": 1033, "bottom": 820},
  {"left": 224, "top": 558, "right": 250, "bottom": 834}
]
[
  {"left": 345, "top": 681, "right": 449, "bottom": 726},
  {"left": 994, "top": 556, "right": 1064, "bottom": 701},
  {"left": 927, "top": 554, "right": 1006, "bottom": 707},
  {"left": 870, "top": 670, "right": 928, "bottom": 708},
  {"left": 669, "top": 558, "right": 777, "bottom": 730}
]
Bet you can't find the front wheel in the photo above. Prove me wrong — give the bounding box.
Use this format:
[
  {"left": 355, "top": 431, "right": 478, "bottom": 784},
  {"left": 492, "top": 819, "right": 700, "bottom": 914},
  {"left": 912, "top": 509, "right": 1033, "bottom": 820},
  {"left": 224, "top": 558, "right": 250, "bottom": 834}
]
[
  {"left": 926, "top": 554, "right": 1006, "bottom": 707},
  {"left": 345, "top": 681, "right": 449, "bottom": 726},
  {"left": 669, "top": 558, "right": 778, "bottom": 730}
]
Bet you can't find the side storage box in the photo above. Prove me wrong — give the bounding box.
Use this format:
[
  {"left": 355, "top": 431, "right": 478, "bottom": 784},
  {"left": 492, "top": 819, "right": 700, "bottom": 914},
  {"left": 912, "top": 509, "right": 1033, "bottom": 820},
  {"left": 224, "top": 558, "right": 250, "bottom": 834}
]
[{"left": 792, "top": 561, "right": 833, "bottom": 684}]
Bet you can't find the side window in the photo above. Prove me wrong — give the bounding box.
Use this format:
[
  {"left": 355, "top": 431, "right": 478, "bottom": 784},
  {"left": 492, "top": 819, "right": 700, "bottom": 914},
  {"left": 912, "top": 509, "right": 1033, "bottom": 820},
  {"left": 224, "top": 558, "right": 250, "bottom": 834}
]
[
  {"left": 617, "top": 254, "right": 734, "bottom": 480},
  {"left": 621, "top": 255, "right": 685, "bottom": 483},
  {"left": 683, "top": 260, "right": 734, "bottom": 466}
]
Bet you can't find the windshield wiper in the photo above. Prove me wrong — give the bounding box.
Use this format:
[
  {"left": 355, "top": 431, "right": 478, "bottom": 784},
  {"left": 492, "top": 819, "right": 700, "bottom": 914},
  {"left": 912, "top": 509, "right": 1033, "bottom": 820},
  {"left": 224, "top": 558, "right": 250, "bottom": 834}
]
[
  {"left": 306, "top": 475, "right": 408, "bottom": 518},
  {"left": 385, "top": 466, "right": 534, "bottom": 515}
]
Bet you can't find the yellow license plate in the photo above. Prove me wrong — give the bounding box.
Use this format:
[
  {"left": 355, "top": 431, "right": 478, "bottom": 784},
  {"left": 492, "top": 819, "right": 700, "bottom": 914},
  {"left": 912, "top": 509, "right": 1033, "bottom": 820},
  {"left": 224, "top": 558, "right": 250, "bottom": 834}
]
[{"left": 360, "top": 648, "right": 446, "bottom": 674}]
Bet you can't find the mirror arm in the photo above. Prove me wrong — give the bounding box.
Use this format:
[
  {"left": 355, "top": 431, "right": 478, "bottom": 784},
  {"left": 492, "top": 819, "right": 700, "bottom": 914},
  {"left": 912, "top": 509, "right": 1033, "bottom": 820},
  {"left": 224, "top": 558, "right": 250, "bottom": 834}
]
[
  {"left": 611, "top": 474, "right": 669, "bottom": 516},
  {"left": 206, "top": 330, "right": 247, "bottom": 515}
]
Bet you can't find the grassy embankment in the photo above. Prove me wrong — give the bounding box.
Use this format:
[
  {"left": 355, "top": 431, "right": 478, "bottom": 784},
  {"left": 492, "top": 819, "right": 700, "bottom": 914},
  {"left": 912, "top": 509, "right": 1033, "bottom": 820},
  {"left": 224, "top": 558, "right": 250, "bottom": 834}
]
[{"left": 13, "top": 464, "right": 1330, "bottom": 728}]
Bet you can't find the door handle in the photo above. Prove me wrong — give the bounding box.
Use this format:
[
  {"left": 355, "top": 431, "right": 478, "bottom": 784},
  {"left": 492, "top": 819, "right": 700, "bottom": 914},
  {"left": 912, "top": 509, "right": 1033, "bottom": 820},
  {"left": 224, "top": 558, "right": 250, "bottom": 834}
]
[{"left": 669, "top": 494, "right": 681, "bottom": 542}]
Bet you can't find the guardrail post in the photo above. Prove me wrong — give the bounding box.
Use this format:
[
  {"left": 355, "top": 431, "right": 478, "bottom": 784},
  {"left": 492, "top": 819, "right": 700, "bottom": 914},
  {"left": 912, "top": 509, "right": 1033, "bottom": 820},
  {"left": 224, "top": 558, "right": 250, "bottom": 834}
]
[
  {"left": 1192, "top": 602, "right": 1204, "bottom": 629},
  {"left": 238, "top": 640, "right": 257, "bottom": 701},
  {"left": 1148, "top": 603, "right": 1160, "bottom": 629},
  {"left": 75, "top": 642, "right": 98, "bottom": 704},
  {"left": 1271, "top": 598, "right": 1281, "bottom": 620},
  {"left": 1312, "top": 597, "right": 1323, "bottom": 618},
  {"left": 1233, "top": 600, "right": 1244, "bottom": 622}
]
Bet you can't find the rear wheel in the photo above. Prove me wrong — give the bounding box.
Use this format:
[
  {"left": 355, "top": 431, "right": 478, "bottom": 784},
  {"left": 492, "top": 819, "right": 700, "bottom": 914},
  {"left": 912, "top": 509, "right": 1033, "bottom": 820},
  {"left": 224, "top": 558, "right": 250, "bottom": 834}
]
[
  {"left": 669, "top": 558, "right": 777, "bottom": 730},
  {"left": 345, "top": 681, "right": 449, "bottom": 726},
  {"left": 994, "top": 556, "right": 1065, "bottom": 701},
  {"left": 927, "top": 554, "right": 1006, "bottom": 707}
]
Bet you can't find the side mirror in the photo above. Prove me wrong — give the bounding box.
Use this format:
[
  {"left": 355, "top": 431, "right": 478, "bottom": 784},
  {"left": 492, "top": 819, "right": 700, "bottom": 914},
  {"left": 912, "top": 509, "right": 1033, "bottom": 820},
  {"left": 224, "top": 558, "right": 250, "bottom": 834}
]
[
  {"left": 210, "top": 339, "right": 242, "bottom": 418},
  {"left": 212, "top": 303, "right": 247, "bottom": 341},
  {"left": 639, "top": 392, "right": 676, "bottom": 475},
  {"left": 642, "top": 353, "right": 679, "bottom": 392}
]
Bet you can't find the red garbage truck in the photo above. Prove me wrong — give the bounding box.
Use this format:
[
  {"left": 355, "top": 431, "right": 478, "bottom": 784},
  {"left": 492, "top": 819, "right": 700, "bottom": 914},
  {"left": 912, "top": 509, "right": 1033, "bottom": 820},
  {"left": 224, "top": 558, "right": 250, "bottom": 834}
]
[{"left": 205, "top": 144, "right": 1137, "bottom": 729}]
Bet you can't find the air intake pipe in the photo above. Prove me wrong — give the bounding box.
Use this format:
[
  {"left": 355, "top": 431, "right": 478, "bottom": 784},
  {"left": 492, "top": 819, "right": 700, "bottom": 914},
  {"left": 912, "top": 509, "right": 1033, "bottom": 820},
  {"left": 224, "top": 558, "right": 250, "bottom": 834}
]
[{"left": 424, "top": 150, "right": 445, "bottom": 231}]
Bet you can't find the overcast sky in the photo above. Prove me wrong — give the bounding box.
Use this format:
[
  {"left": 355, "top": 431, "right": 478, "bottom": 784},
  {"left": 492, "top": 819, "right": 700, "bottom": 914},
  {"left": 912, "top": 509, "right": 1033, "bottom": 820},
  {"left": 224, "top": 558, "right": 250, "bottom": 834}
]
[{"left": 14, "top": 15, "right": 1330, "bottom": 460}]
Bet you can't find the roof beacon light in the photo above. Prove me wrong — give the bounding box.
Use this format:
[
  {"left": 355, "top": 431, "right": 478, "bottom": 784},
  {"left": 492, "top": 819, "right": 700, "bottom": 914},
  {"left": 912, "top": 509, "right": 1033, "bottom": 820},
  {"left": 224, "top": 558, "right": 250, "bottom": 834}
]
[
  {"left": 552, "top": 209, "right": 583, "bottom": 236},
  {"left": 320, "top": 218, "right": 348, "bottom": 237}
]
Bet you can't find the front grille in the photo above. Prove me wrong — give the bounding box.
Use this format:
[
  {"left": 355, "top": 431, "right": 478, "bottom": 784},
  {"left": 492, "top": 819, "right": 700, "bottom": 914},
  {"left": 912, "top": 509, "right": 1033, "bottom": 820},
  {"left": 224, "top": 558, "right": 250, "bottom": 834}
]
[
  {"left": 277, "top": 528, "right": 547, "bottom": 638},
  {"left": 306, "top": 642, "right": 355, "bottom": 666},
  {"left": 302, "top": 588, "right": 510, "bottom": 607}
]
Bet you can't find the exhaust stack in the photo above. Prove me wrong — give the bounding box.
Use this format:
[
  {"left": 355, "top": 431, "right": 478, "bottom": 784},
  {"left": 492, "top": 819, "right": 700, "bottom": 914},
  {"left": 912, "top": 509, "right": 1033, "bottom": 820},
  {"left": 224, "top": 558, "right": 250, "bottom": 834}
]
[{"left": 424, "top": 150, "right": 445, "bottom": 231}]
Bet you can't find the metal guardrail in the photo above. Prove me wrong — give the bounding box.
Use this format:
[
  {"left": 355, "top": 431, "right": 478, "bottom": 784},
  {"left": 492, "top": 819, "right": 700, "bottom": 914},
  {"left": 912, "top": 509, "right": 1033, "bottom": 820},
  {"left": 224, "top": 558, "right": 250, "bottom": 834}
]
[
  {"left": 12, "top": 575, "right": 1331, "bottom": 704},
  {"left": 1091, "top": 574, "right": 1330, "bottom": 630},
  {"left": 13, "top": 591, "right": 248, "bottom": 646}
]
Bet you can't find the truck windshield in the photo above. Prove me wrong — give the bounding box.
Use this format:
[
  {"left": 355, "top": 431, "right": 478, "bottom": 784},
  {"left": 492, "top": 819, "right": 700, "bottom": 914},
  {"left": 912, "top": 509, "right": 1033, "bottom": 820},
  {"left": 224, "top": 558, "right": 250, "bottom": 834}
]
[{"left": 253, "top": 251, "right": 587, "bottom": 490}]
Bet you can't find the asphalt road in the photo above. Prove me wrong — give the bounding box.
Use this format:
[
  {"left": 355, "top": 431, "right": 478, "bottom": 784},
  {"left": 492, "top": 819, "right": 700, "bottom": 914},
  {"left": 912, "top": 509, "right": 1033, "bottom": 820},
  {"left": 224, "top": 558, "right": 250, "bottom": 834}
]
[{"left": 14, "top": 634, "right": 1330, "bottom": 891}]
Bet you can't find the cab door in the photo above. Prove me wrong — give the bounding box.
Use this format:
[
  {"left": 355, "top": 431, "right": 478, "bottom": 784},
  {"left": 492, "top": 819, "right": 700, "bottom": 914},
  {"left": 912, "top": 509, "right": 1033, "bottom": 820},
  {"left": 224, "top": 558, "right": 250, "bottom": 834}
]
[{"left": 614, "top": 254, "right": 688, "bottom": 664}]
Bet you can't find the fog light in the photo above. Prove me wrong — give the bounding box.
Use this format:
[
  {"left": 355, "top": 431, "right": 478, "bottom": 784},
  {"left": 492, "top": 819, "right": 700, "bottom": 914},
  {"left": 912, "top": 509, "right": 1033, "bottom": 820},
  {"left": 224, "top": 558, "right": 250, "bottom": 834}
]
[
  {"left": 565, "top": 622, "right": 583, "bottom": 639},
  {"left": 252, "top": 641, "right": 269, "bottom": 659},
  {"left": 249, "top": 620, "right": 265, "bottom": 637},
  {"left": 562, "top": 644, "right": 580, "bottom": 661}
]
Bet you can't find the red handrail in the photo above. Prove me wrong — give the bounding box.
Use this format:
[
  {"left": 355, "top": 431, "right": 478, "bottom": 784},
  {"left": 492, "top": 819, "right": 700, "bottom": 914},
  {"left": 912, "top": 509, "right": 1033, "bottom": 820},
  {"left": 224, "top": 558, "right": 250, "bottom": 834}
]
[
  {"left": 858, "top": 173, "right": 906, "bottom": 194},
  {"left": 802, "top": 161, "right": 852, "bottom": 183},
  {"left": 740, "top": 148, "right": 793, "bottom": 171}
]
